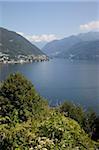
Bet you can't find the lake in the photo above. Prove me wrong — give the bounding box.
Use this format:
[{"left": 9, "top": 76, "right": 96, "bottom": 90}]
[{"left": 0, "top": 58, "right": 99, "bottom": 113}]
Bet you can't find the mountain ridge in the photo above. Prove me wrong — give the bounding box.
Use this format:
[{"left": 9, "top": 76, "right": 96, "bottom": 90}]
[
  {"left": 60, "top": 40, "right": 99, "bottom": 60},
  {"left": 0, "top": 27, "right": 46, "bottom": 58},
  {"left": 42, "top": 31, "right": 99, "bottom": 60}
]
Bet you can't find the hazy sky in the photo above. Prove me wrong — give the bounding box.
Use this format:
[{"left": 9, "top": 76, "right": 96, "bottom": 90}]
[{"left": 0, "top": 0, "right": 99, "bottom": 47}]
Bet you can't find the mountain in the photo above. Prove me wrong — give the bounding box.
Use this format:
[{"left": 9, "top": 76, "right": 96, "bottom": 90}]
[
  {"left": 77, "top": 32, "right": 99, "bottom": 41},
  {"left": 61, "top": 40, "right": 99, "bottom": 60},
  {"left": 0, "top": 27, "right": 45, "bottom": 59},
  {"left": 42, "top": 32, "right": 99, "bottom": 59},
  {"left": 42, "top": 35, "right": 82, "bottom": 57}
]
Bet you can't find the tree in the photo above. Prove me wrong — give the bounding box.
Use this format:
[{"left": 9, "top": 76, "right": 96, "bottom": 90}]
[
  {"left": 0, "top": 73, "right": 47, "bottom": 122},
  {"left": 59, "top": 101, "right": 85, "bottom": 127}
]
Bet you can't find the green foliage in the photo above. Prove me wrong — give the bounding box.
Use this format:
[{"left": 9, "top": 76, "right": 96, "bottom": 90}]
[
  {"left": 92, "top": 116, "right": 99, "bottom": 141},
  {"left": 0, "top": 111, "right": 97, "bottom": 150},
  {"left": 59, "top": 101, "right": 99, "bottom": 142},
  {"left": 38, "top": 111, "right": 95, "bottom": 149},
  {"left": 59, "top": 101, "right": 85, "bottom": 126},
  {"left": 0, "top": 73, "right": 48, "bottom": 122},
  {"left": 0, "top": 73, "right": 99, "bottom": 149}
]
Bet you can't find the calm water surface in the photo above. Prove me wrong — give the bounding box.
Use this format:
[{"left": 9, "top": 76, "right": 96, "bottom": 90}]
[{"left": 0, "top": 59, "right": 99, "bottom": 113}]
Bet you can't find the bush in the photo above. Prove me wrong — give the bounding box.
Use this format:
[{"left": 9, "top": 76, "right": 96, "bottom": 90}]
[
  {"left": 59, "top": 101, "right": 99, "bottom": 141},
  {"left": 0, "top": 112, "right": 97, "bottom": 150},
  {"left": 59, "top": 101, "right": 85, "bottom": 126},
  {"left": 0, "top": 73, "right": 98, "bottom": 149},
  {"left": 0, "top": 73, "right": 47, "bottom": 122}
]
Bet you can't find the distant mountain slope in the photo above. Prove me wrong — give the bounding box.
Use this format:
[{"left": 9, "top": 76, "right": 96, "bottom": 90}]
[
  {"left": 77, "top": 32, "right": 99, "bottom": 41},
  {"left": 61, "top": 40, "right": 99, "bottom": 60},
  {"left": 42, "top": 36, "right": 82, "bottom": 57},
  {"left": 0, "top": 27, "right": 45, "bottom": 59},
  {"left": 42, "top": 32, "right": 99, "bottom": 59}
]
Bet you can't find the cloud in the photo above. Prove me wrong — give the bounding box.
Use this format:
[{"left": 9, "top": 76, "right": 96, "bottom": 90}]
[
  {"left": 16, "top": 32, "right": 24, "bottom": 36},
  {"left": 80, "top": 21, "right": 99, "bottom": 30},
  {"left": 16, "top": 32, "right": 58, "bottom": 42},
  {"left": 26, "top": 34, "right": 58, "bottom": 42}
]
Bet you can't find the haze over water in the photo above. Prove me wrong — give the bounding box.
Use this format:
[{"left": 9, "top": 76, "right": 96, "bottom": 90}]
[{"left": 0, "top": 58, "right": 99, "bottom": 113}]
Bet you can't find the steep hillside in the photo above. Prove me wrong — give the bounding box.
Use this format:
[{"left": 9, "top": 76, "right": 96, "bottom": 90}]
[{"left": 0, "top": 27, "right": 45, "bottom": 59}]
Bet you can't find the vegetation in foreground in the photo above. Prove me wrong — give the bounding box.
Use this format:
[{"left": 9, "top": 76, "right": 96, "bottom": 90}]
[{"left": 0, "top": 73, "right": 99, "bottom": 150}]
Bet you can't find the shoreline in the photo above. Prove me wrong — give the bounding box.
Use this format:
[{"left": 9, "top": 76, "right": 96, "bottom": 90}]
[
  {"left": 0, "top": 59, "right": 49, "bottom": 64},
  {"left": 0, "top": 55, "right": 49, "bottom": 64}
]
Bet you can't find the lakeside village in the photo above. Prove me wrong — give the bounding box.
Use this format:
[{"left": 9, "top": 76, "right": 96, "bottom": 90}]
[{"left": 0, "top": 52, "right": 49, "bottom": 64}]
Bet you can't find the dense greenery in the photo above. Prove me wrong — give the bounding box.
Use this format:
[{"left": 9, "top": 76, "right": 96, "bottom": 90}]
[
  {"left": 59, "top": 101, "right": 99, "bottom": 141},
  {"left": 0, "top": 73, "right": 47, "bottom": 122},
  {"left": 0, "top": 73, "right": 99, "bottom": 149}
]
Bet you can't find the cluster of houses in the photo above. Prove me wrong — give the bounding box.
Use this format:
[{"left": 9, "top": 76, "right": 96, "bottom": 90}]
[{"left": 0, "top": 52, "right": 49, "bottom": 64}]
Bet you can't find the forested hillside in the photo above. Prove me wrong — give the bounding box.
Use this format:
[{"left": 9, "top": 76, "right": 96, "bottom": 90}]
[{"left": 0, "top": 27, "right": 45, "bottom": 58}]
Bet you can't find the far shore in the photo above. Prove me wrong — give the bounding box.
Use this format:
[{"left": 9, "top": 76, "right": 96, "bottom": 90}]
[{"left": 0, "top": 59, "right": 49, "bottom": 64}]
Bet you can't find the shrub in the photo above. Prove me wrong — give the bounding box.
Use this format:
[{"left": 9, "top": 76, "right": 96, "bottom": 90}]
[{"left": 0, "top": 73, "right": 47, "bottom": 122}]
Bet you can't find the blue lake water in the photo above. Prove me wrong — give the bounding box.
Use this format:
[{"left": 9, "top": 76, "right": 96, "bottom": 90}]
[{"left": 0, "top": 58, "right": 99, "bottom": 113}]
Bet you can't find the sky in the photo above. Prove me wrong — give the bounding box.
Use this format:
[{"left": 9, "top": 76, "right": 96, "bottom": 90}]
[{"left": 0, "top": 0, "right": 99, "bottom": 48}]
